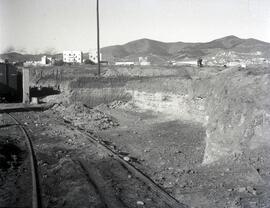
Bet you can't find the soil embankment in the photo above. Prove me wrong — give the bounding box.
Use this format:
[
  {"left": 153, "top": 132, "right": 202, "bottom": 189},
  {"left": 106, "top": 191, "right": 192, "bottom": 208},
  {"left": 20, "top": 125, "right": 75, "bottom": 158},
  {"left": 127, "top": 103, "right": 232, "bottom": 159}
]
[
  {"left": 38, "top": 65, "right": 270, "bottom": 165},
  {"left": 123, "top": 66, "right": 270, "bottom": 165}
]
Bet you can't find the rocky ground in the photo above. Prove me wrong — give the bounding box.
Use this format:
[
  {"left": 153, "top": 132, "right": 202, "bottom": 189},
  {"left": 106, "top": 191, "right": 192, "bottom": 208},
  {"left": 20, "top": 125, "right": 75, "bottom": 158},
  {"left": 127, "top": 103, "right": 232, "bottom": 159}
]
[
  {"left": 96, "top": 103, "right": 270, "bottom": 208},
  {"left": 0, "top": 115, "right": 32, "bottom": 207},
  {"left": 0, "top": 109, "right": 185, "bottom": 208},
  {"left": 1, "top": 103, "right": 269, "bottom": 207}
]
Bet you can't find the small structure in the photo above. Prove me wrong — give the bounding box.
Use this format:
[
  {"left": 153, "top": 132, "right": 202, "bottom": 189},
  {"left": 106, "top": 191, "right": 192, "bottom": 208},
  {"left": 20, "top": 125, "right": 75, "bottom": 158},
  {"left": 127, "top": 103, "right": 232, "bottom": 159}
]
[
  {"left": 47, "top": 57, "right": 55, "bottom": 65},
  {"left": 0, "top": 63, "right": 19, "bottom": 100},
  {"left": 23, "top": 56, "right": 54, "bottom": 67},
  {"left": 197, "top": 58, "right": 203, "bottom": 67},
  {"left": 41, "top": 56, "right": 47, "bottom": 65},
  {"left": 138, "top": 57, "right": 151, "bottom": 66},
  {"left": 23, "top": 61, "right": 40, "bottom": 67},
  {"left": 240, "top": 63, "right": 247, "bottom": 69},
  {"left": 0, "top": 64, "right": 28, "bottom": 103},
  {"left": 174, "top": 60, "right": 197, "bottom": 66},
  {"left": 115, "top": 62, "right": 135, "bottom": 66},
  {"left": 227, "top": 61, "right": 241, "bottom": 67},
  {"left": 89, "top": 50, "right": 102, "bottom": 64},
  {"left": 63, "top": 51, "right": 83, "bottom": 63}
]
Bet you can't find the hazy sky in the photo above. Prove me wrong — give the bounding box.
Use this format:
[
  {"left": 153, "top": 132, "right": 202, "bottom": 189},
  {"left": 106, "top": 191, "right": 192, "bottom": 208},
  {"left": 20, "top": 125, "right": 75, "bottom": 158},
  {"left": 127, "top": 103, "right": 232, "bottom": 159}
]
[{"left": 1, "top": 0, "right": 270, "bottom": 54}]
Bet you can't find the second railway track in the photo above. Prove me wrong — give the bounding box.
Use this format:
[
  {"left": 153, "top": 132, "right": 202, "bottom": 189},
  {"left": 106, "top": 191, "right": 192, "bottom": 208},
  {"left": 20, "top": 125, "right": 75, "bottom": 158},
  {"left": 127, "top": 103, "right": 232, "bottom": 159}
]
[{"left": 0, "top": 110, "right": 42, "bottom": 208}]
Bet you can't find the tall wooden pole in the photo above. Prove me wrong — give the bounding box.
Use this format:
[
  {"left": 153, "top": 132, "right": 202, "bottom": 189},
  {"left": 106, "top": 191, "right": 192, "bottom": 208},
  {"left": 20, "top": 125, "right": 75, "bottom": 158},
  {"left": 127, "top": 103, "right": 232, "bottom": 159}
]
[
  {"left": 97, "top": 0, "right": 101, "bottom": 76},
  {"left": 22, "top": 68, "right": 30, "bottom": 104}
]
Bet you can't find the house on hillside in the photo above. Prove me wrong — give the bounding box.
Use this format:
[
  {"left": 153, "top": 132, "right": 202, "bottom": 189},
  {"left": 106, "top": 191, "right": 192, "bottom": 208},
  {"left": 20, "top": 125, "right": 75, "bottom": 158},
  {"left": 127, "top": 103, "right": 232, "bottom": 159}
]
[
  {"left": 63, "top": 51, "right": 82, "bottom": 63},
  {"left": 138, "top": 57, "right": 151, "bottom": 66}
]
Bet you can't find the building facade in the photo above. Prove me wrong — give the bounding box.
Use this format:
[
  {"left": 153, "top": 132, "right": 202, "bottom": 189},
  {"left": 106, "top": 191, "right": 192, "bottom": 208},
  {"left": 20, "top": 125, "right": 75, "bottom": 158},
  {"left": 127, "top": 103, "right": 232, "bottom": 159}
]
[
  {"left": 138, "top": 57, "right": 151, "bottom": 66},
  {"left": 41, "top": 56, "right": 47, "bottom": 65},
  {"left": 63, "top": 51, "right": 83, "bottom": 63},
  {"left": 89, "top": 50, "right": 102, "bottom": 64},
  {"left": 115, "top": 62, "right": 135, "bottom": 66}
]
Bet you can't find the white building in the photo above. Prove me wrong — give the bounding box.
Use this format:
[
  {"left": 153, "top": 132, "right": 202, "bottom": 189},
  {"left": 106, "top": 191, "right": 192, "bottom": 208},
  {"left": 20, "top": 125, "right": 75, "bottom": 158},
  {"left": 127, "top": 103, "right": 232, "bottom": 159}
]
[
  {"left": 41, "top": 56, "right": 47, "bottom": 65},
  {"left": 115, "top": 62, "right": 135, "bottom": 66},
  {"left": 63, "top": 51, "right": 83, "bottom": 63},
  {"left": 89, "top": 50, "right": 102, "bottom": 64},
  {"left": 174, "top": 60, "right": 197, "bottom": 66},
  {"left": 138, "top": 57, "right": 151, "bottom": 66}
]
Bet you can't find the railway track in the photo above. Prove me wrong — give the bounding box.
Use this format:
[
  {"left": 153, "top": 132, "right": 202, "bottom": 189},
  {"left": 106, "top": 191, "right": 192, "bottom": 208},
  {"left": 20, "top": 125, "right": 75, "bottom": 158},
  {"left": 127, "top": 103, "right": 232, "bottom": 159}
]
[
  {"left": 66, "top": 123, "right": 188, "bottom": 208},
  {"left": 1, "top": 107, "right": 188, "bottom": 207},
  {"left": 0, "top": 110, "right": 42, "bottom": 208}
]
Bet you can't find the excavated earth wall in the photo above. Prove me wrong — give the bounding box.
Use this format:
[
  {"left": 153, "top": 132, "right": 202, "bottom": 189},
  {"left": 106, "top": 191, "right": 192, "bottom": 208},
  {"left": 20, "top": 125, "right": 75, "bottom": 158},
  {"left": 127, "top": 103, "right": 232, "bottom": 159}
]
[
  {"left": 203, "top": 68, "right": 270, "bottom": 163},
  {"left": 126, "top": 67, "right": 270, "bottom": 164},
  {"left": 40, "top": 66, "right": 270, "bottom": 164}
]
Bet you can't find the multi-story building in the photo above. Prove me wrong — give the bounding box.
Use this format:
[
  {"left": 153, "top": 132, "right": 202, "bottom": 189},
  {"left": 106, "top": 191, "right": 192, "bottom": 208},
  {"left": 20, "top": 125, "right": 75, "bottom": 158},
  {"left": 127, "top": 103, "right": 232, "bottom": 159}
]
[
  {"left": 89, "top": 50, "right": 102, "bottom": 64},
  {"left": 63, "top": 51, "right": 83, "bottom": 63}
]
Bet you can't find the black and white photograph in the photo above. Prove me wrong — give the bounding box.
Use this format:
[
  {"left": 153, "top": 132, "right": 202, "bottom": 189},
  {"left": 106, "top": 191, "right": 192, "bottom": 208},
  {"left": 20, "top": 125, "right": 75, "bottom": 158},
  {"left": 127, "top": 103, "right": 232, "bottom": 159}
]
[{"left": 1, "top": 0, "right": 270, "bottom": 207}]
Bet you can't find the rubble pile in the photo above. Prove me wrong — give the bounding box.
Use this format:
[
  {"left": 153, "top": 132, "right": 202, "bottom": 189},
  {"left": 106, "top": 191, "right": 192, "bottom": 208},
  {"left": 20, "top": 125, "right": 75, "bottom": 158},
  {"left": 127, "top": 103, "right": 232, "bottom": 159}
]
[
  {"left": 107, "top": 100, "right": 127, "bottom": 109},
  {"left": 52, "top": 103, "right": 119, "bottom": 131},
  {"left": 204, "top": 50, "right": 270, "bottom": 67}
]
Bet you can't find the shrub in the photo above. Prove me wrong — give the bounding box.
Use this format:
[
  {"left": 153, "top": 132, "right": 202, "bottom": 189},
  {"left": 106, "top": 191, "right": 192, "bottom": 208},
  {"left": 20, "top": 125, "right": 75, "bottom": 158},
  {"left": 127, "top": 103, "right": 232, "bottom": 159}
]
[
  {"left": 54, "top": 60, "right": 64, "bottom": 66},
  {"left": 84, "top": 59, "right": 95, "bottom": 64}
]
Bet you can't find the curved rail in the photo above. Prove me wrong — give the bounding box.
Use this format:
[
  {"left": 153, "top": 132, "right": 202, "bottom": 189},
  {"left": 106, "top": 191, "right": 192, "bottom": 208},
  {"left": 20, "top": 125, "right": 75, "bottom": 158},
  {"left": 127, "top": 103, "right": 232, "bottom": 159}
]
[
  {"left": 2, "top": 111, "right": 42, "bottom": 208},
  {"left": 67, "top": 124, "right": 188, "bottom": 208}
]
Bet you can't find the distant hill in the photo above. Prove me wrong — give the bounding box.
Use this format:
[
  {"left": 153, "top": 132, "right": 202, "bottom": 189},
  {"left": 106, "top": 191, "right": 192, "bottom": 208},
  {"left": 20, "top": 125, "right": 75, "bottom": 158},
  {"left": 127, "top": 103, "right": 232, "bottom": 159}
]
[
  {"left": 101, "top": 35, "right": 270, "bottom": 63},
  {"left": 2, "top": 36, "right": 270, "bottom": 64},
  {"left": 0, "top": 52, "right": 62, "bottom": 63}
]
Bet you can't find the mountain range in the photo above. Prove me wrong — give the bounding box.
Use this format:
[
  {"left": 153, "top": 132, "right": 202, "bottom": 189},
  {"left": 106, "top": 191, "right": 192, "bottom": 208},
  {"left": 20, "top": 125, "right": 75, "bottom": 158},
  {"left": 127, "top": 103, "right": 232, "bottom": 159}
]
[
  {"left": 1, "top": 36, "right": 270, "bottom": 64},
  {"left": 100, "top": 35, "right": 270, "bottom": 63}
]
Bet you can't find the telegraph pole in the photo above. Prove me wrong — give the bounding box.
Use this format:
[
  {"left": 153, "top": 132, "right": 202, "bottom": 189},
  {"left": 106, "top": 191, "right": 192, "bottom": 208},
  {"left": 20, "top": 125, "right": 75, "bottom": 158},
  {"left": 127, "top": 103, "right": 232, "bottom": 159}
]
[{"left": 96, "top": 0, "right": 101, "bottom": 76}]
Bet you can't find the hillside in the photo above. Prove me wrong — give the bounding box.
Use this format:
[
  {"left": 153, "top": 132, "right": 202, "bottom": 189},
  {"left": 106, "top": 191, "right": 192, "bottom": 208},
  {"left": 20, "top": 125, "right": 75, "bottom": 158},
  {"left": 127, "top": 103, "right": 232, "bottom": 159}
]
[
  {"left": 101, "top": 35, "right": 270, "bottom": 63},
  {"left": 0, "top": 52, "right": 62, "bottom": 63}
]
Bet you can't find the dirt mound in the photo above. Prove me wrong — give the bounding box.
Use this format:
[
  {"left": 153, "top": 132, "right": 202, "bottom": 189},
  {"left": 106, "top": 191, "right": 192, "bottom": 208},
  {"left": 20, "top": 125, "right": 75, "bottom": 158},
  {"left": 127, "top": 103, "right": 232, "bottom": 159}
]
[{"left": 52, "top": 103, "right": 119, "bottom": 131}]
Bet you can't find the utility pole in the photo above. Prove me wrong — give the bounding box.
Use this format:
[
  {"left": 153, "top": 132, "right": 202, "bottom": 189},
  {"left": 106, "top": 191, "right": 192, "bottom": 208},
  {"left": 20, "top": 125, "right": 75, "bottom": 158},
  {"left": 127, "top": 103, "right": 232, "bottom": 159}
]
[{"left": 96, "top": 0, "right": 101, "bottom": 76}]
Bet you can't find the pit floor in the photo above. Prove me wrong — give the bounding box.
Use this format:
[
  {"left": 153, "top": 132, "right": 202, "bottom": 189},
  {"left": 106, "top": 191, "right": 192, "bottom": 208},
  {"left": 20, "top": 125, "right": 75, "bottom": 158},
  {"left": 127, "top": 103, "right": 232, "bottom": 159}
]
[
  {"left": 97, "top": 105, "right": 270, "bottom": 208},
  {"left": 1, "top": 107, "right": 270, "bottom": 208}
]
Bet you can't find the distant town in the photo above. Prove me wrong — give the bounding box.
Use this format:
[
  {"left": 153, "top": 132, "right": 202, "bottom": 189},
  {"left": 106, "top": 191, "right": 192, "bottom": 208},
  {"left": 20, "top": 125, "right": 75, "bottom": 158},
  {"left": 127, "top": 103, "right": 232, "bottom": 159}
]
[
  {"left": 1, "top": 36, "right": 270, "bottom": 68},
  {"left": 0, "top": 50, "right": 152, "bottom": 67}
]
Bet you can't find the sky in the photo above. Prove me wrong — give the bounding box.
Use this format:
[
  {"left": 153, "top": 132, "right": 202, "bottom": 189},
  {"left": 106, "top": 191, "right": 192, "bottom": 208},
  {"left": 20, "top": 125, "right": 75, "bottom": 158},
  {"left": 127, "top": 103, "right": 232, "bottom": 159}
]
[{"left": 0, "top": 0, "right": 270, "bottom": 54}]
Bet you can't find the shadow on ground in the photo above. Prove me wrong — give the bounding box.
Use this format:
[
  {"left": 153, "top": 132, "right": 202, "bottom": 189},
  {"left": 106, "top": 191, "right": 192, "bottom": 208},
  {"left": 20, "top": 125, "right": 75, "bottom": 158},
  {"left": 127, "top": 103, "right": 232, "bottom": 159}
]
[{"left": 30, "top": 87, "right": 60, "bottom": 98}]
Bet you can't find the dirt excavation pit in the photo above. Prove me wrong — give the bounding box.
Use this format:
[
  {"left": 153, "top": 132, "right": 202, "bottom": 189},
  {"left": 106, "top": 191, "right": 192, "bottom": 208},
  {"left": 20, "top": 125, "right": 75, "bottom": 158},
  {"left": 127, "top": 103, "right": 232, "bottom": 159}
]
[
  {"left": 27, "top": 65, "right": 270, "bottom": 207},
  {"left": 96, "top": 75, "right": 270, "bottom": 207}
]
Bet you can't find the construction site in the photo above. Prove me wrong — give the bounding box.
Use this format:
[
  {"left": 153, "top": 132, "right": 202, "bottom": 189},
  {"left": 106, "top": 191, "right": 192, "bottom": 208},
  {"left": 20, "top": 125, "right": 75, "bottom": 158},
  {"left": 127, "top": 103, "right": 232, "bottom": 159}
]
[
  {"left": 1, "top": 61, "right": 270, "bottom": 208},
  {"left": 1, "top": 0, "right": 270, "bottom": 208}
]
